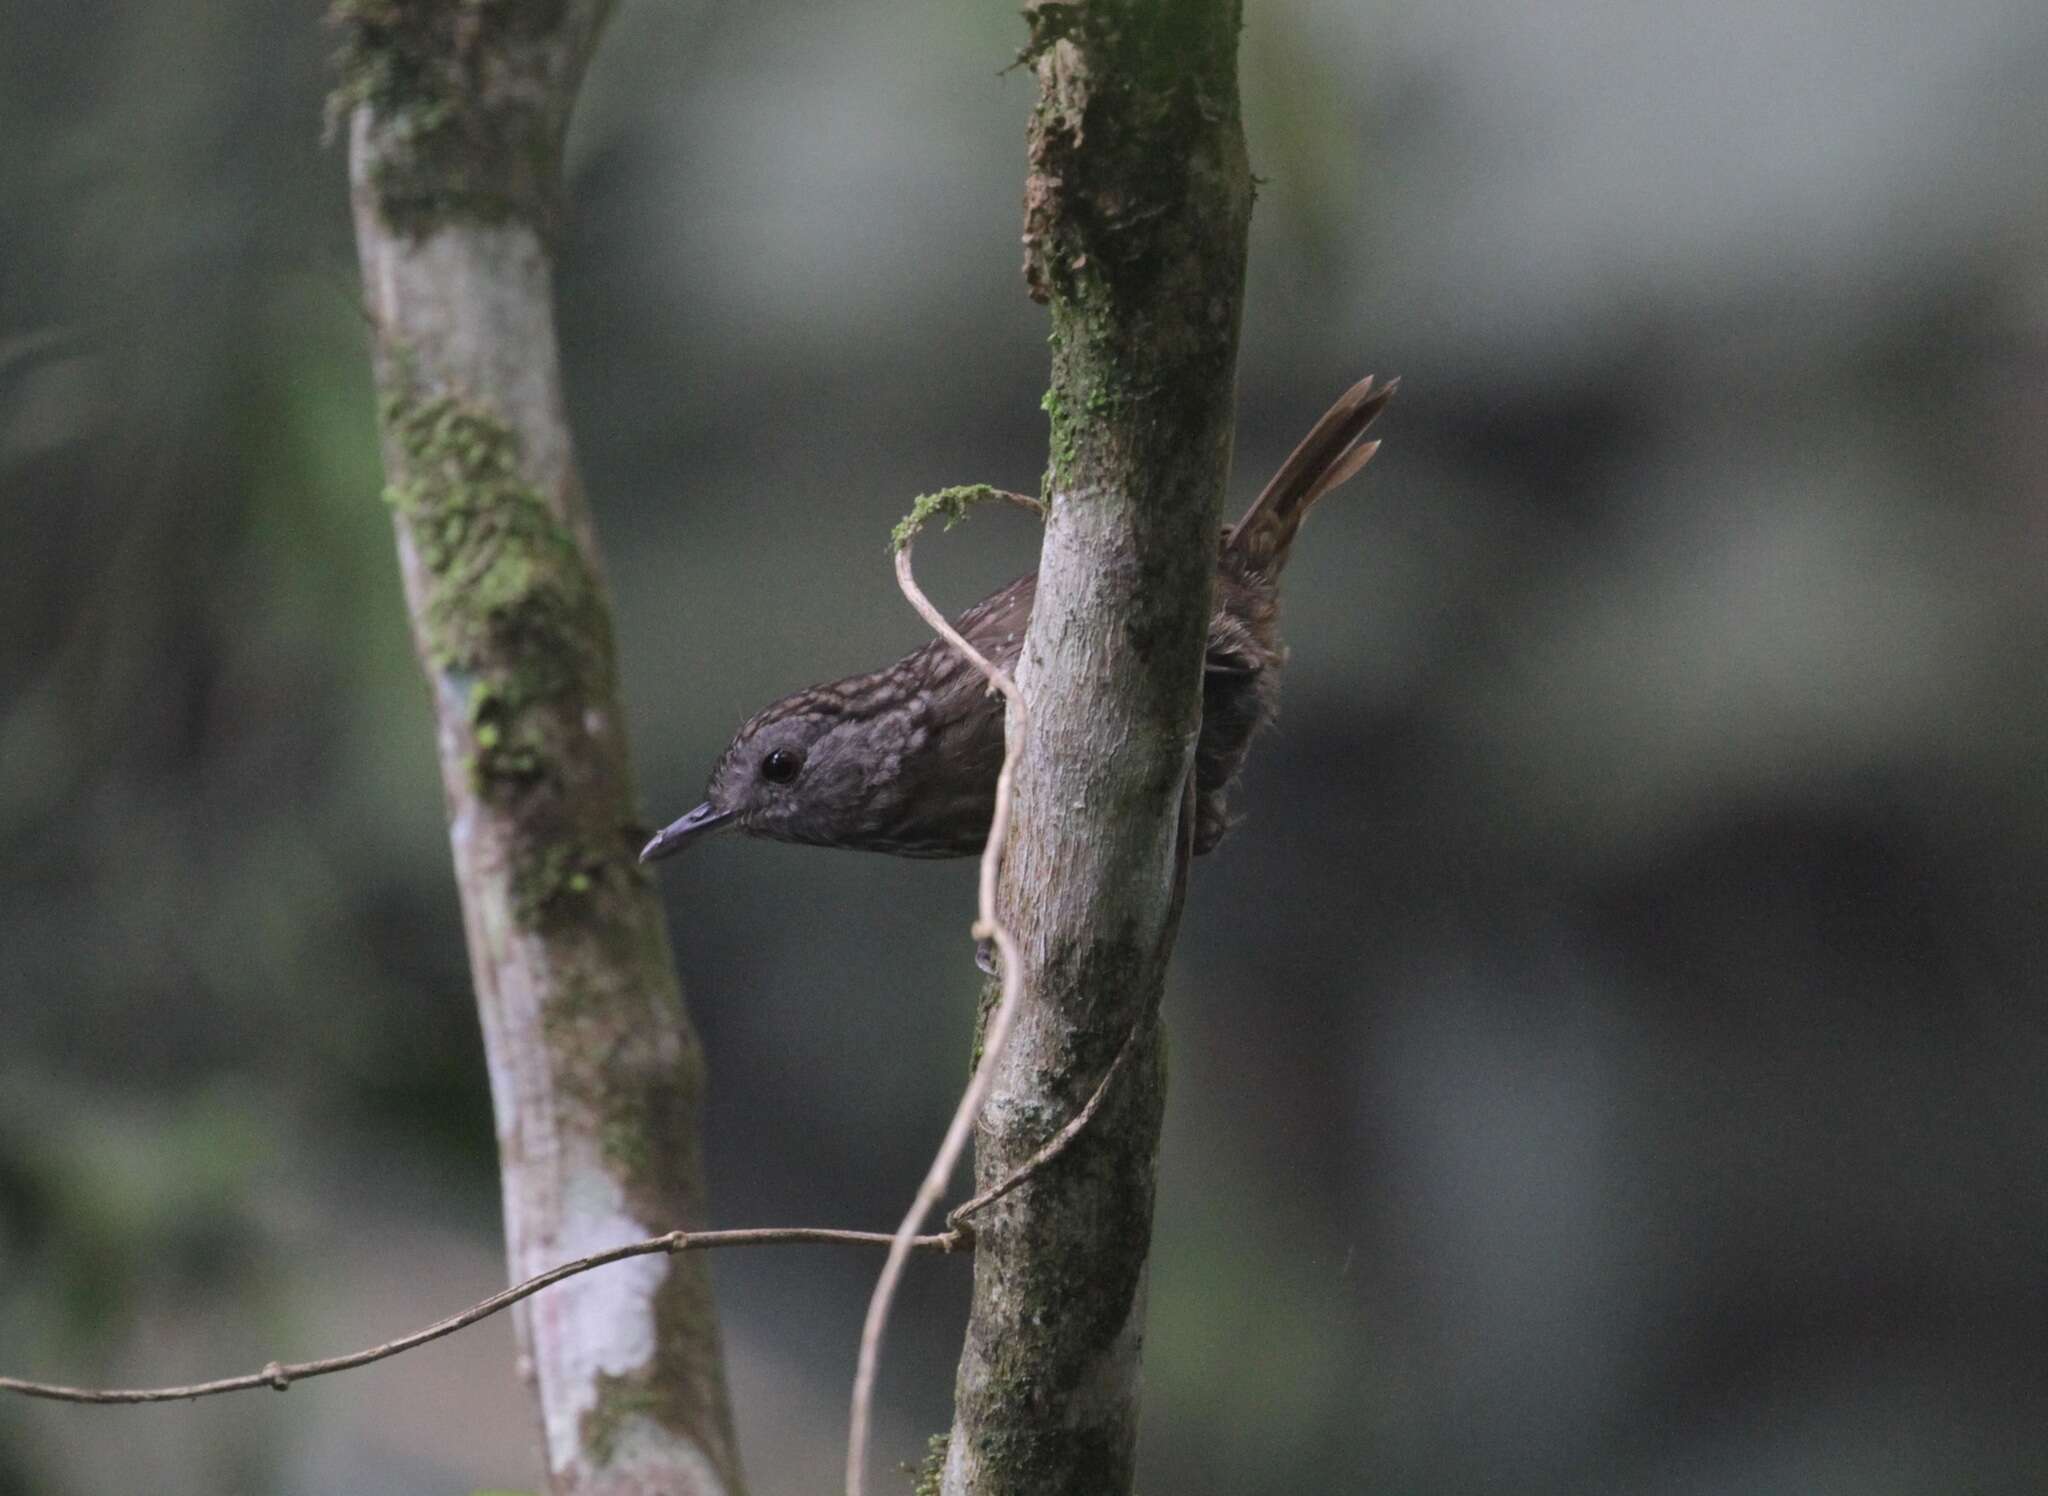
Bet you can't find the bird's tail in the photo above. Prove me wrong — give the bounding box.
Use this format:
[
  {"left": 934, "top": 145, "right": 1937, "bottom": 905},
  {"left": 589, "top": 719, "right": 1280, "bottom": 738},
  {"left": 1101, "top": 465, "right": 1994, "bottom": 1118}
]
[{"left": 1224, "top": 374, "right": 1397, "bottom": 578}]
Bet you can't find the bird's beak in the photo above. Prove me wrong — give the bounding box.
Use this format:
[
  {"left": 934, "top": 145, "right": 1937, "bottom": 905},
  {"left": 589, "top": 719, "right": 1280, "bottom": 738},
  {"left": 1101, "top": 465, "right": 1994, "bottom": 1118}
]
[{"left": 640, "top": 802, "right": 737, "bottom": 862}]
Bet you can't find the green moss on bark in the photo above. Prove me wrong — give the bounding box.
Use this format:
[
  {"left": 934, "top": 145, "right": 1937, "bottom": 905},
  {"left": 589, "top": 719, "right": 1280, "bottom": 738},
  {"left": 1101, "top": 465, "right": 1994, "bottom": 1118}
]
[
  {"left": 377, "top": 381, "right": 648, "bottom": 943},
  {"left": 891, "top": 484, "right": 1008, "bottom": 552},
  {"left": 330, "top": 0, "right": 579, "bottom": 237},
  {"left": 912, "top": 1434, "right": 950, "bottom": 1496},
  {"left": 381, "top": 389, "right": 611, "bottom": 795},
  {"left": 507, "top": 829, "right": 645, "bottom": 927}
]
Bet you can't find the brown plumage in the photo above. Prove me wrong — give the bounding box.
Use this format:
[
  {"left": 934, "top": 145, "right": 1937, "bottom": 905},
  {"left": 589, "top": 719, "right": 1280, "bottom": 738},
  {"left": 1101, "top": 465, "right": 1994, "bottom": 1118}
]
[{"left": 641, "top": 375, "right": 1396, "bottom": 863}]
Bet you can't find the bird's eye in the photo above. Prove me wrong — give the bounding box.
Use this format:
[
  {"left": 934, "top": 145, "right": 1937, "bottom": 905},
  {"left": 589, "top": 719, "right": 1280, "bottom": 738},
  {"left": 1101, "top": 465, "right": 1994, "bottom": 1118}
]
[{"left": 761, "top": 748, "right": 803, "bottom": 784}]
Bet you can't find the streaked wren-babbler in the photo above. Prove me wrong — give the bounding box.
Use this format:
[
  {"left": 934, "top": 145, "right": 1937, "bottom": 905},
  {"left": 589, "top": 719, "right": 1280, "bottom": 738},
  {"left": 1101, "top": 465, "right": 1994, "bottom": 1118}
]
[{"left": 642, "top": 375, "right": 1396, "bottom": 865}]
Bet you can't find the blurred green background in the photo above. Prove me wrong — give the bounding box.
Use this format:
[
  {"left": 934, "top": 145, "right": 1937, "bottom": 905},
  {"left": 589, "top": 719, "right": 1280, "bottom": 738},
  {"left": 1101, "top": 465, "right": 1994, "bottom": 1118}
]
[{"left": 5, "top": 0, "right": 2048, "bottom": 1492}]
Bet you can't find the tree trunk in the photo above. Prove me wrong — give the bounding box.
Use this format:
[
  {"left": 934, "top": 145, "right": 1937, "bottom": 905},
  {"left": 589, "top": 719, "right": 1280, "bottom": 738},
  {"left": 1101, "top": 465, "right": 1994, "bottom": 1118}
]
[
  {"left": 334, "top": 4, "right": 744, "bottom": 1492},
  {"left": 943, "top": 2, "right": 1252, "bottom": 1492}
]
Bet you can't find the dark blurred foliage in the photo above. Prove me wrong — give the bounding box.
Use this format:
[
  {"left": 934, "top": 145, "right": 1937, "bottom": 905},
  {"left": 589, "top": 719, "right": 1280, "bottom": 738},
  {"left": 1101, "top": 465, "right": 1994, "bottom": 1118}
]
[{"left": 5, "top": 0, "right": 2048, "bottom": 1492}]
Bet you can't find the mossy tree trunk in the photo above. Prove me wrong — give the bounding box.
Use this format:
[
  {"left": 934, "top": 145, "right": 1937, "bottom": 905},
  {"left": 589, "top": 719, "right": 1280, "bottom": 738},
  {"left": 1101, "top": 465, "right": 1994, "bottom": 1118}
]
[
  {"left": 333, "top": 4, "right": 744, "bottom": 1492},
  {"left": 943, "top": 2, "right": 1253, "bottom": 1492}
]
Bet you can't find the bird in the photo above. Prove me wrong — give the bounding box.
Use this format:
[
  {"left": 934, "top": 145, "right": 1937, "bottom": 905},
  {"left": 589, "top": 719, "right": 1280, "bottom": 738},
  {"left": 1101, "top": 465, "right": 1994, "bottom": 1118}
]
[{"left": 640, "top": 374, "right": 1395, "bottom": 865}]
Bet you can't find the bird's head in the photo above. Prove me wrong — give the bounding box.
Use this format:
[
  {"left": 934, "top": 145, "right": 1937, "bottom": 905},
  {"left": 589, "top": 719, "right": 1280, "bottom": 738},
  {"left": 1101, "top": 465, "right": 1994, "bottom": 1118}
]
[{"left": 640, "top": 680, "right": 919, "bottom": 861}]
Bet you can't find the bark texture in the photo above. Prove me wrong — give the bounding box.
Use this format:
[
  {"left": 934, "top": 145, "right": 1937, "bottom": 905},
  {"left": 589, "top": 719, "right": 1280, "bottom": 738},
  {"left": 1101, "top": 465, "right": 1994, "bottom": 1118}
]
[
  {"left": 334, "top": 5, "right": 744, "bottom": 1492},
  {"left": 943, "top": 2, "right": 1252, "bottom": 1492}
]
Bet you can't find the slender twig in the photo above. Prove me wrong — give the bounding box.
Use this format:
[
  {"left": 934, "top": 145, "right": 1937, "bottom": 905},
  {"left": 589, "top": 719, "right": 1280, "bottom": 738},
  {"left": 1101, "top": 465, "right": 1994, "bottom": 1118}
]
[
  {"left": 845, "top": 533, "right": 1029, "bottom": 1496},
  {"left": 0, "top": 1226, "right": 961, "bottom": 1407}
]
